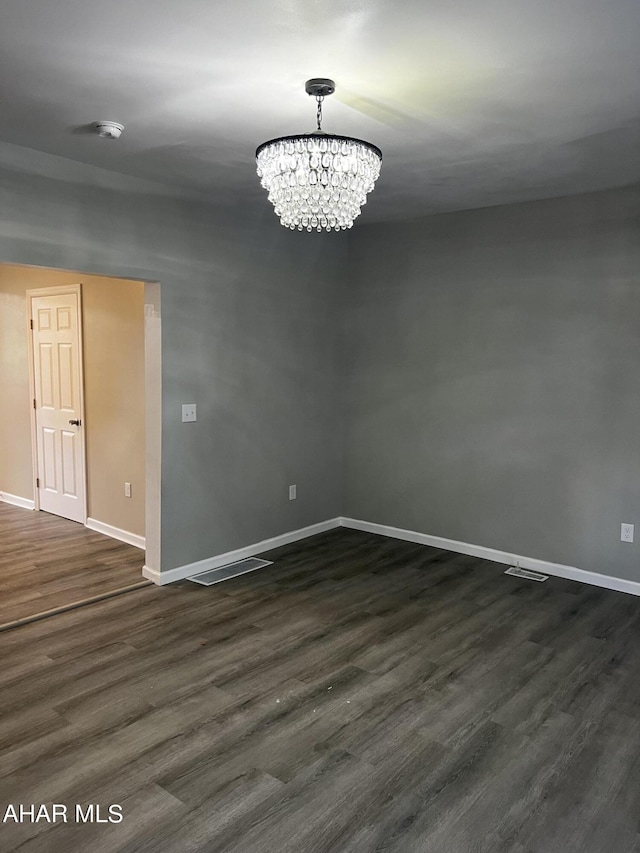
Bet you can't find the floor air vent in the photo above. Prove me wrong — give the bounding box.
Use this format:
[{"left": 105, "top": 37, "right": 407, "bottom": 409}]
[
  {"left": 188, "top": 557, "right": 273, "bottom": 586},
  {"left": 505, "top": 565, "right": 548, "bottom": 582}
]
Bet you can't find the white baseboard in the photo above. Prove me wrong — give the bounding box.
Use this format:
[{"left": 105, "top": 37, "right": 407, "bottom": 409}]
[
  {"left": 138, "top": 513, "right": 640, "bottom": 598},
  {"left": 0, "top": 491, "right": 35, "bottom": 511},
  {"left": 339, "top": 517, "right": 640, "bottom": 598},
  {"left": 144, "top": 517, "right": 341, "bottom": 586},
  {"left": 86, "top": 517, "right": 145, "bottom": 550}
]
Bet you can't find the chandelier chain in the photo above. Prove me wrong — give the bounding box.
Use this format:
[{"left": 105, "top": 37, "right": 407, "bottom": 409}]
[{"left": 316, "top": 96, "right": 323, "bottom": 132}]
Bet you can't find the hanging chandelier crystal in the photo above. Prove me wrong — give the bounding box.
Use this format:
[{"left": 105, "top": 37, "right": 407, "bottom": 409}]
[{"left": 256, "top": 79, "right": 382, "bottom": 232}]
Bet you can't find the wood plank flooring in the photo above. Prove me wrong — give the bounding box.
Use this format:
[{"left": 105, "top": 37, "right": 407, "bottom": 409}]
[
  {"left": 1, "top": 526, "right": 639, "bottom": 852},
  {"left": 0, "top": 503, "right": 145, "bottom": 625}
]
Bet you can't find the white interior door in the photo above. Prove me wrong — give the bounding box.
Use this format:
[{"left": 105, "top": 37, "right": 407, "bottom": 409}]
[{"left": 29, "top": 287, "right": 86, "bottom": 523}]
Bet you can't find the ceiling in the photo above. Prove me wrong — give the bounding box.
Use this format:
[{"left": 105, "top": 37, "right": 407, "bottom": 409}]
[{"left": 1, "top": 0, "right": 639, "bottom": 223}]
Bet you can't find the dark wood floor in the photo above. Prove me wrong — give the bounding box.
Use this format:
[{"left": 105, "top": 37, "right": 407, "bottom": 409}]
[
  {"left": 1, "top": 527, "right": 639, "bottom": 852},
  {"left": 0, "top": 503, "right": 145, "bottom": 625}
]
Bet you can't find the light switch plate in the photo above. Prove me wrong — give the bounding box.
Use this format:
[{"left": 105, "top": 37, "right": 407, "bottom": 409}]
[{"left": 182, "top": 403, "right": 197, "bottom": 422}]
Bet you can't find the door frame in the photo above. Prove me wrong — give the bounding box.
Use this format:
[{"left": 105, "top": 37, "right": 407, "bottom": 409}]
[{"left": 26, "top": 283, "right": 87, "bottom": 521}]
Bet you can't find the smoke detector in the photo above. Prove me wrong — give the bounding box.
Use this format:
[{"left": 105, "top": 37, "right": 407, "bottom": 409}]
[{"left": 92, "top": 121, "right": 124, "bottom": 139}]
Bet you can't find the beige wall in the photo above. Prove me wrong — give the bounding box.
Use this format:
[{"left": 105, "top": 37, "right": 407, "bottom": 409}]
[{"left": 0, "top": 264, "right": 145, "bottom": 537}]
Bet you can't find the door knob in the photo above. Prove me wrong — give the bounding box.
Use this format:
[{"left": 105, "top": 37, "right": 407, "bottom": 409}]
[{"left": 69, "top": 419, "right": 81, "bottom": 426}]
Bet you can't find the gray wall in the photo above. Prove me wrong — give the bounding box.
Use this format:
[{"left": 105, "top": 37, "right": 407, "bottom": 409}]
[
  {"left": 345, "top": 186, "right": 640, "bottom": 582},
  {"left": 0, "top": 142, "right": 346, "bottom": 571},
  {"left": 3, "top": 138, "right": 638, "bottom": 584}
]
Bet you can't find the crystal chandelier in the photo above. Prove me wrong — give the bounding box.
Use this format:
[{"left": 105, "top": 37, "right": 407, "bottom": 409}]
[{"left": 256, "top": 79, "right": 382, "bottom": 232}]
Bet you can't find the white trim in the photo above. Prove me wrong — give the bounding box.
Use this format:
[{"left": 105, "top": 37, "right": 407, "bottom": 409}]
[
  {"left": 339, "top": 517, "right": 640, "bottom": 598},
  {"left": 143, "top": 517, "right": 341, "bottom": 585},
  {"left": 139, "top": 513, "right": 640, "bottom": 598},
  {"left": 26, "top": 289, "right": 39, "bottom": 510},
  {"left": 86, "top": 517, "right": 145, "bottom": 550},
  {"left": 143, "top": 283, "right": 162, "bottom": 575},
  {"left": 0, "top": 491, "right": 35, "bottom": 511}
]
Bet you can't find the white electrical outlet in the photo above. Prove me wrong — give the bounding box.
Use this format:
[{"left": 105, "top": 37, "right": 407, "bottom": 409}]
[
  {"left": 621, "top": 523, "right": 634, "bottom": 543},
  {"left": 124, "top": 482, "right": 132, "bottom": 498},
  {"left": 182, "top": 403, "right": 197, "bottom": 423},
  {"left": 289, "top": 484, "right": 297, "bottom": 501}
]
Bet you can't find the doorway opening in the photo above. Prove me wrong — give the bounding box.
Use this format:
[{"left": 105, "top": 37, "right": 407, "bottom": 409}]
[{"left": 0, "top": 263, "right": 161, "bottom": 624}]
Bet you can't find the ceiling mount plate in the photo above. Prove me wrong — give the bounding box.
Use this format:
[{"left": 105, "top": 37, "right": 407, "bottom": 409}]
[{"left": 305, "top": 78, "right": 335, "bottom": 98}]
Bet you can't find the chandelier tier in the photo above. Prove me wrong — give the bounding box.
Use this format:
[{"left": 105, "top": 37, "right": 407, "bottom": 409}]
[{"left": 256, "top": 79, "right": 382, "bottom": 232}]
